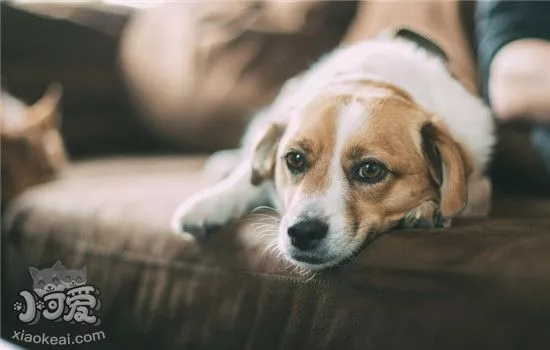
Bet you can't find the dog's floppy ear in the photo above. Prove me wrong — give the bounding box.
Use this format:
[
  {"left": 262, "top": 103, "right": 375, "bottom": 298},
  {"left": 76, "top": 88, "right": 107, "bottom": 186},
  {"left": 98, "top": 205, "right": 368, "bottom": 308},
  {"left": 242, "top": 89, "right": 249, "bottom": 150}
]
[
  {"left": 421, "top": 119, "right": 473, "bottom": 218},
  {"left": 251, "top": 123, "right": 285, "bottom": 186}
]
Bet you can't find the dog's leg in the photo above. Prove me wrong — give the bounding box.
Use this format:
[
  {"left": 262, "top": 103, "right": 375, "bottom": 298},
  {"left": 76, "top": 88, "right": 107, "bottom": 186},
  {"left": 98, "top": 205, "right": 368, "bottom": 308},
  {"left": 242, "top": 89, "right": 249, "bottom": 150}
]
[
  {"left": 201, "top": 149, "right": 242, "bottom": 183},
  {"left": 399, "top": 200, "right": 444, "bottom": 229},
  {"left": 171, "top": 161, "right": 273, "bottom": 238},
  {"left": 399, "top": 174, "right": 492, "bottom": 229},
  {"left": 461, "top": 175, "right": 492, "bottom": 217}
]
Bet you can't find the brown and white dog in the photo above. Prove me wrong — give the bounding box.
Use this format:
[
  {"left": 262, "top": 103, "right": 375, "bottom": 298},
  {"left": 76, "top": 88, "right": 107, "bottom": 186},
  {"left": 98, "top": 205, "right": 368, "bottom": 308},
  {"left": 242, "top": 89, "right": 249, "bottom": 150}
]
[{"left": 171, "top": 32, "right": 495, "bottom": 269}]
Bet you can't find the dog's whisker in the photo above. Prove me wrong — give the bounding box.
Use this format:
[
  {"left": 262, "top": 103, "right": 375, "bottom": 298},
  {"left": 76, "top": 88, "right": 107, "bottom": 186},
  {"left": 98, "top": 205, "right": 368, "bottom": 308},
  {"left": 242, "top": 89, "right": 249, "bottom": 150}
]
[
  {"left": 251, "top": 205, "right": 276, "bottom": 212},
  {"left": 254, "top": 219, "right": 279, "bottom": 226},
  {"left": 255, "top": 227, "right": 277, "bottom": 233},
  {"left": 257, "top": 230, "right": 278, "bottom": 239},
  {"left": 249, "top": 221, "right": 274, "bottom": 226},
  {"left": 249, "top": 217, "right": 279, "bottom": 224},
  {"left": 249, "top": 221, "right": 279, "bottom": 229},
  {"left": 258, "top": 233, "right": 277, "bottom": 240},
  {"left": 262, "top": 239, "right": 284, "bottom": 260},
  {"left": 258, "top": 234, "right": 277, "bottom": 243},
  {"left": 304, "top": 271, "right": 317, "bottom": 282},
  {"left": 244, "top": 211, "right": 279, "bottom": 220},
  {"left": 255, "top": 211, "right": 280, "bottom": 219},
  {"left": 251, "top": 206, "right": 280, "bottom": 216},
  {"left": 265, "top": 245, "right": 279, "bottom": 257},
  {"left": 251, "top": 227, "right": 278, "bottom": 236},
  {"left": 244, "top": 218, "right": 277, "bottom": 226},
  {"left": 294, "top": 264, "right": 310, "bottom": 278},
  {"left": 249, "top": 223, "right": 277, "bottom": 230}
]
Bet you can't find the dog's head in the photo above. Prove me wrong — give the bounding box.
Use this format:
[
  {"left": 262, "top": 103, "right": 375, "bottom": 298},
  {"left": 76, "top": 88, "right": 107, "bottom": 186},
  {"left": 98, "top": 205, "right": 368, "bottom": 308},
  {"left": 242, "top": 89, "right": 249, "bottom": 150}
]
[{"left": 251, "top": 81, "right": 473, "bottom": 269}]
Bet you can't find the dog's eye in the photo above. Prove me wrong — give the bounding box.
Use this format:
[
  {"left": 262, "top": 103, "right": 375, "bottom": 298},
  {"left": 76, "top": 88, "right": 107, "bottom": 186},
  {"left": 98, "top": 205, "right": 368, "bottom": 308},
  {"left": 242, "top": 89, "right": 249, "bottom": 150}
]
[
  {"left": 38, "top": 280, "right": 45, "bottom": 286},
  {"left": 353, "top": 160, "right": 387, "bottom": 184},
  {"left": 285, "top": 151, "right": 307, "bottom": 174}
]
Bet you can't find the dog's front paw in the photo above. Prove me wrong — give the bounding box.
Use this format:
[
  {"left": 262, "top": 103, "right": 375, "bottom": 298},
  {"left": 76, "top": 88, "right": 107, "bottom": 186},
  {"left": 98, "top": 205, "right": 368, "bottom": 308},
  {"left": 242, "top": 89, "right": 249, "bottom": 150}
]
[
  {"left": 171, "top": 191, "right": 237, "bottom": 238},
  {"left": 399, "top": 200, "right": 444, "bottom": 229}
]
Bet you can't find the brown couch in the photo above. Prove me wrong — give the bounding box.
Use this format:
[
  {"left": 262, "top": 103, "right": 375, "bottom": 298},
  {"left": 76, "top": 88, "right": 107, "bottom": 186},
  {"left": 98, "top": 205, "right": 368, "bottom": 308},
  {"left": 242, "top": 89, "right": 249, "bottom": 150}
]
[{"left": 2, "top": 2, "right": 550, "bottom": 350}]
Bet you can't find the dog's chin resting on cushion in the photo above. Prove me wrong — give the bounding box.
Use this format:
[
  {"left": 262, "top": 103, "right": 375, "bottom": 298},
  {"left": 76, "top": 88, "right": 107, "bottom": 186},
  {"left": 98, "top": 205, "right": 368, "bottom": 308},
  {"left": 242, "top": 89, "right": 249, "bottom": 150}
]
[{"left": 171, "top": 35, "right": 495, "bottom": 270}]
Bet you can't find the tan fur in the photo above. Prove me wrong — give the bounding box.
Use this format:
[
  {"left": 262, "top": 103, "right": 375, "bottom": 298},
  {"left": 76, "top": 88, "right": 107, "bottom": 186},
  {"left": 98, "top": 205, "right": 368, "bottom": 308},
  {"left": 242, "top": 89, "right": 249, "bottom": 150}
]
[
  {"left": 251, "top": 123, "right": 285, "bottom": 186},
  {"left": 424, "top": 117, "right": 474, "bottom": 217},
  {"left": 260, "top": 79, "right": 473, "bottom": 235}
]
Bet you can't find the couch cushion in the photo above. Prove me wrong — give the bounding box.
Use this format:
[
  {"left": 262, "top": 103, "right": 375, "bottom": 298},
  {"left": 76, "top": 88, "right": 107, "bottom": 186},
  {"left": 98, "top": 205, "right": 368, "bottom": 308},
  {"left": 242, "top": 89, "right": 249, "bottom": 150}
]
[{"left": 2, "top": 156, "right": 550, "bottom": 350}]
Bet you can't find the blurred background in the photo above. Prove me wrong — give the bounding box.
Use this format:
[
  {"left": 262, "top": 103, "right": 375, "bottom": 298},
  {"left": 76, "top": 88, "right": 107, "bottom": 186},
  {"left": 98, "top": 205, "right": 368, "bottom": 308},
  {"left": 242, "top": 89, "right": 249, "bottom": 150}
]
[
  {"left": 1, "top": 0, "right": 357, "bottom": 157},
  {"left": 2, "top": 0, "right": 173, "bottom": 159}
]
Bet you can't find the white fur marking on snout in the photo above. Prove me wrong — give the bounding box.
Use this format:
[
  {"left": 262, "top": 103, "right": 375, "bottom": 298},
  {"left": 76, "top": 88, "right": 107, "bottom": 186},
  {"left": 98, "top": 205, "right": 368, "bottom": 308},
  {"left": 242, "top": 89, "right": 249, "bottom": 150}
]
[
  {"left": 280, "top": 103, "right": 367, "bottom": 260},
  {"left": 304, "top": 100, "right": 369, "bottom": 255},
  {"left": 325, "top": 101, "right": 367, "bottom": 214},
  {"left": 337, "top": 101, "right": 366, "bottom": 142}
]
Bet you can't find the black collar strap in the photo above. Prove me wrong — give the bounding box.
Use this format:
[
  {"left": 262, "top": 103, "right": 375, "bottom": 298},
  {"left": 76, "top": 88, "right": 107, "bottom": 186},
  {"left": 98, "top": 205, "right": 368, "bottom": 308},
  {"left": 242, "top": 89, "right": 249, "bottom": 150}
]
[{"left": 379, "top": 27, "right": 449, "bottom": 63}]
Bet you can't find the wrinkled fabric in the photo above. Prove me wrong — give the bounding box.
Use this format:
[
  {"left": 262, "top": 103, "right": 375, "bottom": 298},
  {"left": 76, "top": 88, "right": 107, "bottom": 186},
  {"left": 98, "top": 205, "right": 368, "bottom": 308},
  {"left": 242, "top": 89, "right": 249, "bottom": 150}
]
[{"left": 2, "top": 157, "right": 550, "bottom": 350}]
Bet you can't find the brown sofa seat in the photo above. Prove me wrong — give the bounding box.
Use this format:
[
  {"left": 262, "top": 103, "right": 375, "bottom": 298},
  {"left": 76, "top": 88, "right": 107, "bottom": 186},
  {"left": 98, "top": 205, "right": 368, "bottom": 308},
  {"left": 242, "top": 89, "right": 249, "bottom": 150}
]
[{"left": 3, "top": 156, "right": 550, "bottom": 350}]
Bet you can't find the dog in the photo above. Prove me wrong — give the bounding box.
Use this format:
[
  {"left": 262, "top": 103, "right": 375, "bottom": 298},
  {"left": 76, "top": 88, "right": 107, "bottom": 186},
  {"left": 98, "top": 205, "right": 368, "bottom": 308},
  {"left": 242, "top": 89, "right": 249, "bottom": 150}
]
[{"left": 171, "top": 30, "right": 495, "bottom": 270}]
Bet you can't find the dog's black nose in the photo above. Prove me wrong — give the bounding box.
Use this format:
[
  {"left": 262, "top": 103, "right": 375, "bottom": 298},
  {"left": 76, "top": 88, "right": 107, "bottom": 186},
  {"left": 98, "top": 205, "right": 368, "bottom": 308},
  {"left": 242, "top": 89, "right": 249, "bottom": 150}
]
[{"left": 287, "top": 220, "right": 329, "bottom": 250}]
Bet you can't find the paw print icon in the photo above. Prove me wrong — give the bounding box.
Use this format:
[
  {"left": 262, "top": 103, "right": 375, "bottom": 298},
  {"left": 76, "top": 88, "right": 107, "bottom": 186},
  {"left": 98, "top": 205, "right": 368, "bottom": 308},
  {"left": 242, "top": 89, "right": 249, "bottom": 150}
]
[
  {"left": 13, "top": 302, "right": 23, "bottom": 312},
  {"left": 36, "top": 300, "right": 45, "bottom": 310}
]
